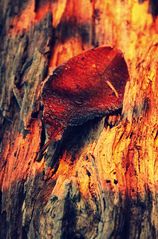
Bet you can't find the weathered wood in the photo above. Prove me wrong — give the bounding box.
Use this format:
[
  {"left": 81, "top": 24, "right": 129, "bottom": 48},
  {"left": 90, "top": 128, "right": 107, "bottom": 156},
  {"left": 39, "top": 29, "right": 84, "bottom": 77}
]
[{"left": 0, "top": 1, "right": 158, "bottom": 238}]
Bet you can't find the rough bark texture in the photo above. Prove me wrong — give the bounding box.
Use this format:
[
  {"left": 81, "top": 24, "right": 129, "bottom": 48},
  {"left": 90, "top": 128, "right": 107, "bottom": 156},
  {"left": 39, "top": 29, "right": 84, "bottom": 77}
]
[{"left": 0, "top": 0, "right": 158, "bottom": 239}]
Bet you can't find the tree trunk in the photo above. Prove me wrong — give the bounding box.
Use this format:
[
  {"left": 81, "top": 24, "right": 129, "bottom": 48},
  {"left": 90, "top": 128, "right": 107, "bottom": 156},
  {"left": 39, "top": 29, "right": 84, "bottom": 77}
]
[{"left": 0, "top": 0, "right": 158, "bottom": 238}]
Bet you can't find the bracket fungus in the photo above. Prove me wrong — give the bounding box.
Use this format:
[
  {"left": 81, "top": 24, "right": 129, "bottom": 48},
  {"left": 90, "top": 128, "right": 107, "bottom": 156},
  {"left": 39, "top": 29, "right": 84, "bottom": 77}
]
[{"left": 42, "top": 46, "right": 129, "bottom": 141}]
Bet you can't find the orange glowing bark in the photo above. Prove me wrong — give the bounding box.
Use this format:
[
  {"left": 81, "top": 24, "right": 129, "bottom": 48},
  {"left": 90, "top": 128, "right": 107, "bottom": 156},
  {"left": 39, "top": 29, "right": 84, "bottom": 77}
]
[{"left": 1, "top": 0, "right": 158, "bottom": 238}]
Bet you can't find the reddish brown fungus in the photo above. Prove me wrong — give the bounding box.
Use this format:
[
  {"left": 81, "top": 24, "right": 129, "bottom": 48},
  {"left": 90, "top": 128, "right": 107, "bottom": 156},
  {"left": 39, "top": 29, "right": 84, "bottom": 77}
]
[{"left": 42, "top": 46, "right": 129, "bottom": 141}]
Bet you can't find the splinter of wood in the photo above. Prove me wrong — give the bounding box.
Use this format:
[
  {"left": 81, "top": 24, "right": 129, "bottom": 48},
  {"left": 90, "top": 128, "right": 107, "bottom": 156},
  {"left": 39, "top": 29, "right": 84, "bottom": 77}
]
[{"left": 42, "top": 46, "right": 129, "bottom": 141}]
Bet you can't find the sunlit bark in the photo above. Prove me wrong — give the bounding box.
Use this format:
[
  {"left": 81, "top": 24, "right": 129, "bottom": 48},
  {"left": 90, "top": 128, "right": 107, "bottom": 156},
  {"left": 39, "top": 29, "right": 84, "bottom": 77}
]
[{"left": 0, "top": 0, "right": 158, "bottom": 238}]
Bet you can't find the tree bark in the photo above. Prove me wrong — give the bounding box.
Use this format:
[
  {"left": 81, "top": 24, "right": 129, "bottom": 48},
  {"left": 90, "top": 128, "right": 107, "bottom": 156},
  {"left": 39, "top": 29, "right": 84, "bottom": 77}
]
[{"left": 0, "top": 0, "right": 158, "bottom": 238}]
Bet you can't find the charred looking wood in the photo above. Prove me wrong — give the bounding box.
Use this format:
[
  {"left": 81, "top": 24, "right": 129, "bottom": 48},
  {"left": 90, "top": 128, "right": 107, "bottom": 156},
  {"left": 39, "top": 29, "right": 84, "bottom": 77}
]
[
  {"left": 6, "top": 0, "right": 27, "bottom": 17},
  {"left": 34, "top": 0, "right": 46, "bottom": 12},
  {"left": 34, "top": 0, "right": 57, "bottom": 12},
  {"left": 142, "top": 97, "right": 151, "bottom": 115},
  {"left": 55, "top": 17, "right": 90, "bottom": 44},
  {"left": 61, "top": 185, "right": 78, "bottom": 239},
  {"left": 149, "top": 0, "right": 158, "bottom": 18},
  {"left": 56, "top": 117, "right": 103, "bottom": 162}
]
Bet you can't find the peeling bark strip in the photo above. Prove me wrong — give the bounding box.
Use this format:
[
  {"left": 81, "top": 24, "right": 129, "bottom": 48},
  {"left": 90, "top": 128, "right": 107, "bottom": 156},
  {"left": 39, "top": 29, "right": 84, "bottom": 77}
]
[{"left": 42, "top": 46, "right": 129, "bottom": 141}]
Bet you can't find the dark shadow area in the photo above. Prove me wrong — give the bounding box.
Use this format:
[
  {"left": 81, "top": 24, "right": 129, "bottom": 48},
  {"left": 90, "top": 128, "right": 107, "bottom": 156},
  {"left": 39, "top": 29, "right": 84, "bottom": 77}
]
[
  {"left": 46, "top": 116, "right": 103, "bottom": 171},
  {"left": 55, "top": 17, "right": 90, "bottom": 44},
  {"left": 138, "top": 0, "right": 158, "bottom": 18},
  {"left": 44, "top": 107, "right": 123, "bottom": 173}
]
